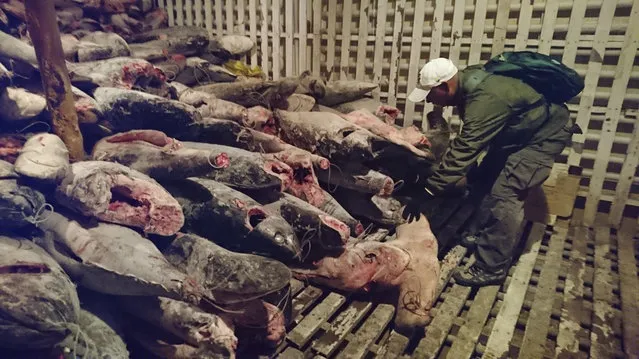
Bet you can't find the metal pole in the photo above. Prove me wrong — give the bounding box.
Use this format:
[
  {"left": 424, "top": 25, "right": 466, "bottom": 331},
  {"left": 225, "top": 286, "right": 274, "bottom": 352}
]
[{"left": 24, "top": 0, "right": 85, "bottom": 161}]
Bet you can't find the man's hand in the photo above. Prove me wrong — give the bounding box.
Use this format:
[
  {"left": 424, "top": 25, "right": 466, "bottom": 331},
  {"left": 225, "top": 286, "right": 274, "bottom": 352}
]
[{"left": 399, "top": 188, "right": 435, "bottom": 223}]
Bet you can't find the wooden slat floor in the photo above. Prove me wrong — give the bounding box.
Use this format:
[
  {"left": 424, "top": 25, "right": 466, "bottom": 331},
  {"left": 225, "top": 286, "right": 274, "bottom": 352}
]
[{"left": 270, "top": 204, "right": 638, "bottom": 359}]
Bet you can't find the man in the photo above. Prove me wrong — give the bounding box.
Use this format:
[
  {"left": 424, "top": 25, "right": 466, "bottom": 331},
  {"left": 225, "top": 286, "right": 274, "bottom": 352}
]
[{"left": 407, "top": 58, "right": 576, "bottom": 287}]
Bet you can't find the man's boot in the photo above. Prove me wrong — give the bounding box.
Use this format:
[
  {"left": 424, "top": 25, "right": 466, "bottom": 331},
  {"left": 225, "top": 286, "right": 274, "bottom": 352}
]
[{"left": 453, "top": 262, "right": 507, "bottom": 287}]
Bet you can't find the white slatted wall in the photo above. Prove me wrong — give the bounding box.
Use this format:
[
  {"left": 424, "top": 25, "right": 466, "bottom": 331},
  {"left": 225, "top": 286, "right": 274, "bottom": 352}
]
[{"left": 158, "top": 0, "right": 639, "bottom": 227}]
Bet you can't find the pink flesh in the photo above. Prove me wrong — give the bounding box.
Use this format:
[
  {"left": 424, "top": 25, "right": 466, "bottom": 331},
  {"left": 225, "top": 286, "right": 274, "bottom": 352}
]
[
  {"left": 399, "top": 126, "right": 432, "bottom": 148},
  {"left": 121, "top": 62, "right": 166, "bottom": 88},
  {"left": 354, "top": 223, "right": 365, "bottom": 236},
  {"left": 105, "top": 129, "right": 173, "bottom": 147},
  {"left": 375, "top": 105, "right": 401, "bottom": 124},
  {"left": 380, "top": 178, "right": 395, "bottom": 197},
  {"left": 103, "top": 174, "right": 184, "bottom": 236},
  {"left": 319, "top": 214, "right": 350, "bottom": 243},
  {"left": 214, "top": 153, "right": 230, "bottom": 168},
  {"left": 246, "top": 207, "right": 267, "bottom": 230},
  {"left": 264, "top": 161, "right": 293, "bottom": 191}
]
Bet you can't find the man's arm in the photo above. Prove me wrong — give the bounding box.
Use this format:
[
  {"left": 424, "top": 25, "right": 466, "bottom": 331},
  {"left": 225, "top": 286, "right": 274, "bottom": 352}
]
[{"left": 425, "top": 93, "right": 512, "bottom": 195}]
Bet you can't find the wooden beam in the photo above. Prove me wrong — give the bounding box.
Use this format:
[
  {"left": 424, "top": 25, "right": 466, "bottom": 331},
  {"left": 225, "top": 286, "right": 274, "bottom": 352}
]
[
  {"left": 204, "top": 0, "right": 213, "bottom": 36},
  {"left": 617, "top": 218, "right": 639, "bottom": 358},
  {"left": 421, "top": 0, "right": 446, "bottom": 129},
  {"left": 312, "top": 0, "right": 321, "bottom": 76},
  {"left": 468, "top": 0, "right": 488, "bottom": 64},
  {"left": 272, "top": 0, "right": 281, "bottom": 80},
  {"left": 339, "top": 0, "right": 353, "bottom": 80},
  {"left": 355, "top": 0, "right": 370, "bottom": 81},
  {"left": 513, "top": 0, "right": 533, "bottom": 51},
  {"left": 194, "top": 0, "right": 203, "bottom": 27},
  {"left": 298, "top": 0, "right": 307, "bottom": 73},
  {"left": 372, "top": 0, "right": 387, "bottom": 101},
  {"left": 387, "top": 0, "right": 406, "bottom": 107},
  {"left": 403, "top": 0, "right": 427, "bottom": 127},
  {"left": 249, "top": 0, "right": 258, "bottom": 64},
  {"left": 183, "top": 0, "right": 191, "bottom": 26},
  {"left": 491, "top": 0, "right": 512, "bottom": 56},
  {"left": 537, "top": 0, "right": 560, "bottom": 55},
  {"left": 609, "top": 122, "right": 639, "bottom": 227},
  {"left": 326, "top": 0, "right": 337, "bottom": 79},
  {"left": 225, "top": 0, "right": 233, "bottom": 34},
  {"left": 167, "top": 0, "right": 175, "bottom": 26},
  {"left": 260, "top": 0, "right": 270, "bottom": 77},
  {"left": 285, "top": 0, "right": 294, "bottom": 77},
  {"left": 24, "top": 0, "right": 85, "bottom": 161},
  {"left": 567, "top": 0, "right": 618, "bottom": 167},
  {"left": 214, "top": 0, "right": 223, "bottom": 34}
]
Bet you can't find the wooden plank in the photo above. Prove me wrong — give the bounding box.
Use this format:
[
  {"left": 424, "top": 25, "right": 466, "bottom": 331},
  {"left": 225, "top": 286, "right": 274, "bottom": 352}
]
[
  {"left": 491, "top": 0, "right": 512, "bottom": 56},
  {"left": 387, "top": 0, "right": 406, "bottom": 107},
  {"left": 176, "top": 0, "right": 184, "bottom": 25},
  {"left": 214, "top": 0, "right": 223, "bottom": 35},
  {"left": 567, "top": 0, "right": 618, "bottom": 167},
  {"left": 272, "top": 0, "right": 281, "bottom": 80},
  {"left": 421, "top": 0, "right": 446, "bottom": 129},
  {"left": 436, "top": 245, "right": 468, "bottom": 296},
  {"left": 280, "top": 347, "right": 305, "bottom": 359},
  {"left": 237, "top": 0, "right": 245, "bottom": 35},
  {"left": 555, "top": 225, "right": 591, "bottom": 358},
  {"left": 288, "top": 292, "right": 346, "bottom": 348},
  {"left": 444, "top": 0, "right": 466, "bottom": 120},
  {"left": 291, "top": 285, "right": 324, "bottom": 321},
  {"left": 336, "top": 304, "right": 395, "bottom": 359},
  {"left": 194, "top": 0, "right": 202, "bottom": 27},
  {"left": 284, "top": 0, "right": 294, "bottom": 77},
  {"left": 355, "top": 0, "right": 370, "bottom": 81},
  {"left": 468, "top": 0, "right": 488, "bottom": 64},
  {"left": 326, "top": 0, "right": 337, "bottom": 79},
  {"left": 583, "top": 0, "right": 639, "bottom": 226},
  {"left": 339, "top": 0, "right": 353, "bottom": 80},
  {"left": 413, "top": 284, "right": 473, "bottom": 358},
  {"left": 225, "top": 0, "right": 233, "bottom": 33},
  {"left": 248, "top": 0, "right": 258, "bottom": 64},
  {"left": 617, "top": 218, "right": 639, "bottom": 358},
  {"left": 402, "top": 0, "right": 427, "bottom": 127},
  {"left": 371, "top": 0, "right": 387, "bottom": 101},
  {"left": 312, "top": 301, "right": 373, "bottom": 357},
  {"left": 167, "top": 0, "right": 175, "bottom": 27},
  {"left": 377, "top": 330, "right": 410, "bottom": 358},
  {"left": 158, "top": 0, "right": 165, "bottom": 10},
  {"left": 260, "top": 0, "right": 270, "bottom": 77},
  {"left": 298, "top": 0, "right": 307, "bottom": 73},
  {"left": 610, "top": 123, "right": 639, "bottom": 227},
  {"left": 312, "top": 0, "right": 321, "bottom": 76},
  {"left": 184, "top": 0, "right": 192, "bottom": 26},
  {"left": 482, "top": 222, "right": 546, "bottom": 359},
  {"left": 537, "top": 0, "right": 560, "bottom": 55},
  {"left": 590, "top": 226, "right": 619, "bottom": 358},
  {"left": 204, "top": 0, "right": 212, "bottom": 36},
  {"left": 519, "top": 221, "right": 569, "bottom": 358},
  {"left": 560, "top": 0, "right": 588, "bottom": 67},
  {"left": 513, "top": 0, "right": 534, "bottom": 51},
  {"left": 290, "top": 278, "right": 305, "bottom": 296},
  {"left": 446, "top": 285, "right": 500, "bottom": 359}
]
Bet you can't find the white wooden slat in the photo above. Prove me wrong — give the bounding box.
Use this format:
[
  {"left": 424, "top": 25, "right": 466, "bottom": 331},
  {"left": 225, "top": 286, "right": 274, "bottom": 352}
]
[
  {"left": 421, "top": 0, "right": 446, "bottom": 129},
  {"left": 567, "top": 0, "right": 618, "bottom": 167},
  {"left": 184, "top": 0, "right": 192, "bottom": 25},
  {"left": 482, "top": 223, "right": 546, "bottom": 359},
  {"left": 299, "top": 0, "right": 307, "bottom": 73},
  {"left": 403, "top": 0, "right": 427, "bottom": 127},
  {"left": 175, "top": 0, "right": 183, "bottom": 25},
  {"left": 249, "top": 0, "right": 258, "bottom": 64},
  {"left": 260, "top": 0, "right": 270, "bottom": 78},
  {"left": 215, "top": 0, "right": 223, "bottom": 34},
  {"left": 326, "top": 0, "right": 337, "bottom": 79},
  {"left": 560, "top": 0, "right": 588, "bottom": 67},
  {"left": 312, "top": 0, "right": 321, "bottom": 76},
  {"left": 617, "top": 218, "right": 639, "bottom": 358},
  {"left": 609, "top": 122, "right": 639, "bottom": 227},
  {"left": 372, "top": 0, "right": 387, "bottom": 101},
  {"left": 468, "top": 0, "right": 488, "bottom": 65},
  {"left": 225, "top": 0, "right": 233, "bottom": 34},
  {"left": 491, "top": 0, "right": 512, "bottom": 56},
  {"left": 444, "top": 0, "right": 466, "bottom": 120},
  {"left": 339, "top": 0, "right": 353, "bottom": 80},
  {"left": 272, "top": 0, "right": 281, "bottom": 80},
  {"left": 590, "top": 227, "right": 619, "bottom": 358},
  {"left": 355, "top": 0, "right": 370, "bottom": 81},
  {"left": 583, "top": 0, "right": 639, "bottom": 226},
  {"left": 167, "top": 0, "right": 175, "bottom": 27},
  {"left": 237, "top": 0, "right": 245, "bottom": 35},
  {"left": 513, "top": 0, "right": 534, "bottom": 51},
  {"left": 204, "top": 0, "right": 212, "bottom": 36},
  {"left": 387, "top": 0, "right": 406, "bottom": 107},
  {"left": 537, "top": 0, "right": 560, "bottom": 55},
  {"left": 158, "top": 0, "right": 165, "bottom": 9},
  {"left": 285, "top": 0, "right": 294, "bottom": 77},
  {"left": 355, "top": 0, "right": 371, "bottom": 80},
  {"left": 194, "top": 0, "right": 203, "bottom": 27}
]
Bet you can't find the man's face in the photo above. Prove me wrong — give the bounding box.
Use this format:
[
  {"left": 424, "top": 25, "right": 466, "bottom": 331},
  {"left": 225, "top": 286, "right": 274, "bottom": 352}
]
[{"left": 426, "top": 82, "right": 453, "bottom": 106}]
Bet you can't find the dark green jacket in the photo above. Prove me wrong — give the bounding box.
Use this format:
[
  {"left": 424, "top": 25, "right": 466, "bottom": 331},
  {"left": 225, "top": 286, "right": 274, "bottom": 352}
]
[{"left": 425, "top": 65, "right": 567, "bottom": 194}]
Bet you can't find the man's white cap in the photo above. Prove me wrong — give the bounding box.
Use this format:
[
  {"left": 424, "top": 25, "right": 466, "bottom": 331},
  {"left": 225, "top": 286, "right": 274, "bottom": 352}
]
[{"left": 407, "top": 58, "right": 458, "bottom": 102}]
